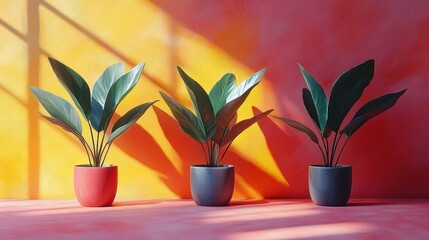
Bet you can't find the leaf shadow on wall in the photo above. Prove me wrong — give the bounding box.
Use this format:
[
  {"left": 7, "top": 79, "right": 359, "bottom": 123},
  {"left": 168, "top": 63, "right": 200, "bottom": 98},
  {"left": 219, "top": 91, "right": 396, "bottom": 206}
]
[
  {"left": 253, "top": 107, "right": 309, "bottom": 198},
  {"left": 150, "top": 106, "right": 287, "bottom": 198}
]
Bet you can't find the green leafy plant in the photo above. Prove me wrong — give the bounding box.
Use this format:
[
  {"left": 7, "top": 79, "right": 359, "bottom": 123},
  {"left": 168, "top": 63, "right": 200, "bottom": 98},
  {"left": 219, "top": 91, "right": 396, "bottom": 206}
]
[
  {"left": 30, "top": 57, "right": 157, "bottom": 167},
  {"left": 160, "top": 67, "right": 273, "bottom": 167},
  {"left": 273, "top": 59, "right": 406, "bottom": 167}
]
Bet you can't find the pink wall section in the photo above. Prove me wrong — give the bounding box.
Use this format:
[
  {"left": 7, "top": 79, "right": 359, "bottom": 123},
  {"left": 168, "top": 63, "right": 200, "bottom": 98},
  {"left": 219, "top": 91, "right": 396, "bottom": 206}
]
[{"left": 152, "top": 0, "right": 429, "bottom": 198}]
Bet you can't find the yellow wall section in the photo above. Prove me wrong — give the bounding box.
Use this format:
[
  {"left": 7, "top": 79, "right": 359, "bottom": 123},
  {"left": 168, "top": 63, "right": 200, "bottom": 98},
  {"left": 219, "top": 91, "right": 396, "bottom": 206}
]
[{"left": 0, "top": 0, "right": 285, "bottom": 199}]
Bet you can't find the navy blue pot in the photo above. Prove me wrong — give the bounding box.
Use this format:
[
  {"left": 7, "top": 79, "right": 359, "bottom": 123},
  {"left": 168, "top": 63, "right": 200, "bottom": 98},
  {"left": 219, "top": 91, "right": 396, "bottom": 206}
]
[
  {"left": 309, "top": 165, "right": 352, "bottom": 206},
  {"left": 190, "top": 165, "right": 234, "bottom": 207}
]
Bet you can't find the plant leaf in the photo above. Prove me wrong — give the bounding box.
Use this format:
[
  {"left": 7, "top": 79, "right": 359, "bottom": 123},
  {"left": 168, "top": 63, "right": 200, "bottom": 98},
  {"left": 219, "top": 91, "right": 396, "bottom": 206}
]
[
  {"left": 48, "top": 57, "right": 91, "bottom": 120},
  {"left": 91, "top": 62, "right": 125, "bottom": 130},
  {"left": 209, "top": 73, "right": 236, "bottom": 114},
  {"left": 160, "top": 91, "right": 206, "bottom": 142},
  {"left": 107, "top": 100, "right": 158, "bottom": 143},
  {"left": 222, "top": 109, "right": 273, "bottom": 146},
  {"left": 328, "top": 59, "right": 374, "bottom": 132},
  {"left": 299, "top": 64, "right": 328, "bottom": 134},
  {"left": 212, "top": 90, "right": 251, "bottom": 144},
  {"left": 30, "top": 87, "right": 82, "bottom": 134},
  {"left": 99, "top": 62, "right": 145, "bottom": 131},
  {"left": 226, "top": 68, "right": 265, "bottom": 102},
  {"left": 341, "top": 89, "right": 406, "bottom": 138},
  {"left": 37, "top": 112, "right": 86, "bottom": 146},
  {"left": 177, "top": 66, "right": 216, "bottom": 140},
  {"left": 271, "top": 115, "right": 319, "bottom": 144}
]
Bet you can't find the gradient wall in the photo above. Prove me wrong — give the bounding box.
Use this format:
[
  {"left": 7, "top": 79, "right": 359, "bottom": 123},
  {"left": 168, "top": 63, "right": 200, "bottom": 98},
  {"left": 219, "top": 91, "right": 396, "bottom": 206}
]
[{"left": 1, "top": 0, "right": 428, "bottom": 199}]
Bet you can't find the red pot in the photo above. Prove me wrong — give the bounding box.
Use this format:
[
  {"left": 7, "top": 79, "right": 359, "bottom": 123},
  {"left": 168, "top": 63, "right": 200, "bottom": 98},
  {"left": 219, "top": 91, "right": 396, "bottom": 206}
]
[{"left": 74, "top": 164, "right": 118, "bottom": 207}]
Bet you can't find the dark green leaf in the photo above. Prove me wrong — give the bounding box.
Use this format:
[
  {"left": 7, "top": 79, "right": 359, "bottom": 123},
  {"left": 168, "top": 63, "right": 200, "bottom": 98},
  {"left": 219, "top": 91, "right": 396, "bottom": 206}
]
[
  {"left": 328, "top": 59, "right": 374, "bottom": 132},
  {"left": 177, "top": 66, "right": 215, "bottom": 139},
  {"left": 48, "top": 57, "right": 91, "bottom": 120},
  {"left": 99, "top": 62, "right": 145, "bottom": 131},
  {"left": 209, "top": 73, "right": 236, "bottom": 114},
  {"left": 30, "top": 87, "right": 82, "bottom": 134},
  {"left": 299, "top": 64, "right": 328, "bottom": 134},
  {"left": 226, "top": 68, "right": 265, "bottom": 102},
  {"left": 160, "top": 91, "right": 205, "bottom": 142},
  {"left": 212, "top": 90, "right": 251, "bottom": 144},
  {"left": 271, "top": 115, "right": 319, "bottom": 144},
  {"left": 91, "top": 62, "right": 125, "bottom": 130},
  {"left": 107, "top": 100, "right": 158, "bottom": 143},
  {"left": 222, "top": 109, "right": 273, "bottom": 146},
  {"left": 341, "top": 89, "right": 406, "bottom": 138},
  {"left": 37, "top": 112, "right": 87, "bottom": 146}
]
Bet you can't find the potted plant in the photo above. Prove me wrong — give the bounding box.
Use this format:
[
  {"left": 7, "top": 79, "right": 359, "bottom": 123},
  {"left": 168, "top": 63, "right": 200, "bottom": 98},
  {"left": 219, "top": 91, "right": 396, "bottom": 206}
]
[
  {"left": 160, "top": 67, "right": 273, "bottom": 206},
  {"left": 273, "top": 59, "right": 406, "bottom": 206},
  {"left": 30, "top": 57, "right": 157, "bottom": 207}
]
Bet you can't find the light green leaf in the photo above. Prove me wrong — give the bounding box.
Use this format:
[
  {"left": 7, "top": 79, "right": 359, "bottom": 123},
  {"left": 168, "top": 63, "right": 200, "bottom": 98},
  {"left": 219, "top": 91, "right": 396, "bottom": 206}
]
[
  {"left": 30, "top": 87, "right": 82, "bottom": 134},
  {"left": 48, "top": 57, "right": 91, "bottom": 120},
  {"left": 37, "top": 112, "right": 87, "bottom": 146},
  {"left": 226, "top": 68, "right": 265, "bottom": 102},
  {"left": 107, "top": 100, "right": 158, "bottom": 143},
  {"left": 209, "top": 73, "right": 236, "bottom": 114},
  {"left": 160, "top": 91, "right": 206, "bottom": 142},
  {"left": 99, "top": 62, "right": 145, "bottom": 131},
  {"left": 298, "top": 64, "right": 328, "bottom": 134},
  {"left": 91, "top": 62, "right": 125, "bottom": 131}
]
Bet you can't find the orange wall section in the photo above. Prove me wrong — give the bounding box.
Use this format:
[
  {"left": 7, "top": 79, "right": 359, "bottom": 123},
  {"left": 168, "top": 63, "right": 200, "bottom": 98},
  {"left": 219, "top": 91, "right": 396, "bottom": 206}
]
[{"left": 0, "top": 0, "right": 428, "bottom": 199}]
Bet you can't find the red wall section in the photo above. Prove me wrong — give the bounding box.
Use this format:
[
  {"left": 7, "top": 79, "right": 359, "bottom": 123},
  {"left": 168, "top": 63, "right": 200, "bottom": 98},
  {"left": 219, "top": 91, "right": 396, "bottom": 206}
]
[{"left": 152, "top": 0, "right": 429, "bottom": 198}]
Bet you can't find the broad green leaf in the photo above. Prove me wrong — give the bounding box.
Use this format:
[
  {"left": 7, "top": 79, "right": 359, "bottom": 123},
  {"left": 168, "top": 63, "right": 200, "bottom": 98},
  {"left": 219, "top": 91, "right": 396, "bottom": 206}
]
[
  {"left": 91, "top": 62, "right": 125, "bottom": 130},
  {"left": 48, "top": 57, "right": 91, "bottom": 120},
  {"left": 303, "top": 88, "right": 332, "bottom": 138},
  {"left": 30, "top": 87, "right": 82, "bottom": 134},
  {"left": 328, "top": 59, "right": 374, "bottom": 132},
  {"left": 226, "top": 68, "right": 265, "bottom": 102},
  {"left": 299, "top": 64, "right": 328, "bottom": 134},
  {"left": 341, "top": 89, "right": 406, "bottom": 138},
  {"left": 212, "top": 90, "right": 251, "bottom": 144},
  {"left": 209, "top": 73, "right": 236, "bottom": 114},
  {"left": 222, "top": 109, "right": 273, "bottom": 146},
  {"left": 107, "top": 100, "right": 158, "bottom": 143},
  {"left": 177, "top": 66, "right": 216, "bottom": 139},
  {"left": 160, "top": 91, "right": 205, "bottom": 142},
  {"left": 99, "top": 62, "right": 145, "bottom": 131},
  {"left": 37, "top": 112, "right": 87, "bottom": 146},
  {"left": 272, "top": 115, "right": 319, "bottom": 144}
]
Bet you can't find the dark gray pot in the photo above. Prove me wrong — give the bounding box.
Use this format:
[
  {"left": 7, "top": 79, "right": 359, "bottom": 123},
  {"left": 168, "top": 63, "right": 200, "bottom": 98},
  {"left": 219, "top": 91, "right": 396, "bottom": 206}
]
[
  {"left": 309, "top": 165, "right": 352, "bottom": 206},
  {"left": 190, "top": 165, "right": 234, "bottom": 207}
]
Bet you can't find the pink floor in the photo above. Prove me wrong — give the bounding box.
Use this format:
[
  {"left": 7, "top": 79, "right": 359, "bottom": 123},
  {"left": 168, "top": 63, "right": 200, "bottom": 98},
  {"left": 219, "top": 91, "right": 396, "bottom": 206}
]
[{"left": 1, "top": 199, "right": 428, "bottom": 239}]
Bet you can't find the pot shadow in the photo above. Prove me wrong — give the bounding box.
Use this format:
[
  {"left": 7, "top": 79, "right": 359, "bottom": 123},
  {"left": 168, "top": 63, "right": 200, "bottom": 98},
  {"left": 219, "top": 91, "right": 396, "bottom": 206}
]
[
  {"left": 112, "top": 112, "right": 191, "bottom": 198},
  {"left": 229, "top": 199, "right": 270, "bottom": 206},
  {"left": 112, "top": 200, "right": 161, "bottom": 207}
]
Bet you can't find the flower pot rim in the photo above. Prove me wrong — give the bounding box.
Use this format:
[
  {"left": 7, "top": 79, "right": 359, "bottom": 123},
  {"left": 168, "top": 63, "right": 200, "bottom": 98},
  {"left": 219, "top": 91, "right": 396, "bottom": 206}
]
[
  {"left": 309, "top": 164, "right": 351, "bottom": 169},
  {"left": 191, "top": 164, "right": 234, "bottom": 169},
  {"left": 75, "top": 164, "right": 117, "bottom": 168}
]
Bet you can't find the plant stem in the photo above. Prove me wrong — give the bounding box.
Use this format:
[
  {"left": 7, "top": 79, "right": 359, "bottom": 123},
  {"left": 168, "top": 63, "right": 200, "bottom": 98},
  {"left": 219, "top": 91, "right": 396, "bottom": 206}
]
[
  {"left": 316, "top": 143, "right": 327, "bottom": 165},
  {"left": 100, "top": 142, "right": 112, "bottom": 167},
  {"left": 96, "top": 132, "right": 100, "bottom": 166},
  {"left": 219, "top": 141, "right": 233, "bottom": 164},
  {"left": 206, "top": 141, "right": 212, "bottom": 166},
  {"left": 87, "top": 122, "right": 96, "bottom": 165},
  {"left": 334, "top": 137, "right": 350, "bottom": 167},
  {"left": 320, "top": 134, "right": 328, "bottom": 166},
  {"left": 330, "top": 132, "right": 338, "bottom": 166},
  {"left": 200, "top": 143, "right": 208, "bottom": 165}
]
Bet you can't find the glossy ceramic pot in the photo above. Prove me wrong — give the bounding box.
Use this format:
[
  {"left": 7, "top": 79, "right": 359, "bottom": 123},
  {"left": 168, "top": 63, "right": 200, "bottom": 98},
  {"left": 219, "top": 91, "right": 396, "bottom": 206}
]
[
  {"left": 190, "top": 165, "right": 234, "bottom": 206},
  {"left": 74, "top": 164, "right": 118, "bottom": 207},
  {"left": 309, "top": 165, "right": 352, "bottom": 206}
]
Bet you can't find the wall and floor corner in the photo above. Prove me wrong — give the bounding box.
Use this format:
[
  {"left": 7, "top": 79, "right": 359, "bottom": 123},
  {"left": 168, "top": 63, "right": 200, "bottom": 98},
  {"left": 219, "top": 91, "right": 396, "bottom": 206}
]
[{"left": 0, "top": 0, "right": 428, "bottom": 200}]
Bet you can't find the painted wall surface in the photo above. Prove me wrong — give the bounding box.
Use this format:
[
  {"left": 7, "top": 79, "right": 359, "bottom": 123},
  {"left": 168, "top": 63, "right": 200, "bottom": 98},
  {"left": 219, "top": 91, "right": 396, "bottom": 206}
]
[{"left": 0, "top": 0, "right": 428, "bottom": 199}]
